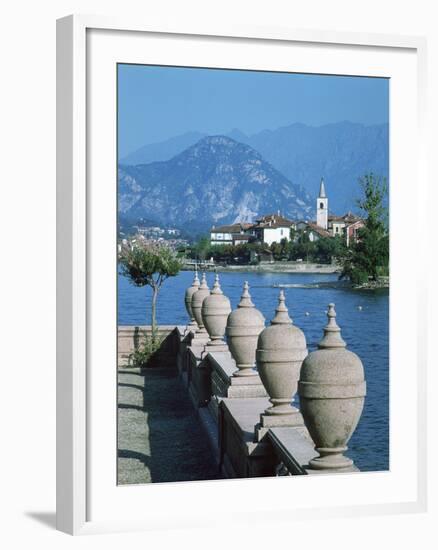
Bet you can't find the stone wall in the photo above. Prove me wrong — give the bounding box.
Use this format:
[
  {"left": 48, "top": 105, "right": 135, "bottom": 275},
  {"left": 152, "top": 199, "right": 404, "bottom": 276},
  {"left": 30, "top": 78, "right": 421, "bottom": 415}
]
[{"left": 118, "top": 325, "right": 184, "bottom": 367}]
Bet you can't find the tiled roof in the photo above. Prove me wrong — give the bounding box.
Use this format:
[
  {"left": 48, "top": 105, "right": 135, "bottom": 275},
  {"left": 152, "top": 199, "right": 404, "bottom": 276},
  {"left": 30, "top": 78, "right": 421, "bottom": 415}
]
[
  {"left": 345, "top": 219, "right": 365, "bottom": 228},
  {"left": 328, "top": 212, "right": 362, "bottom": 223},
  {"left": 306, "top": 222, "right": 331, "bottom": 238},
  {"left": 253, "top": 213, "right": 295, "bottom": 229},
  {"left": 210, "top": 223, "right": 252, "bottom": 233}
]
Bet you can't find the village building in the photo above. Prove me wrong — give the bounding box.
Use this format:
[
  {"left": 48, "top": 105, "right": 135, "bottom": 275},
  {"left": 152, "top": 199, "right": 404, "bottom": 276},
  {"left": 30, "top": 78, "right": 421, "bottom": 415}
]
[
  {"left": 295, "top": 220, "right": 330, "bottom": 241},
  {"left": 210, "top": 215, "right": 295, "bottom": 247},
  {"left": 327, "top": 212, "right": 364, "bottom": 241},
  {"left": 251, "top": 213, "right": 296, "bottom": 246},
  {"left": 210, "top": 223, "right": 254, "bottom": 246},
  {"left": 345, "top": 218, "right": 365, "bottom": 247},
  {"left": 312, "top": 179, "right": 365, "bottom": 244},
  {"left": 328, "top": 216, "right": 347, "bottom": 236},
  {"left": 209, "top": 179, "right": 364, "bottom": 248},
  {"left": 306, "top": 222, "right": 331, "bottom": 242}
]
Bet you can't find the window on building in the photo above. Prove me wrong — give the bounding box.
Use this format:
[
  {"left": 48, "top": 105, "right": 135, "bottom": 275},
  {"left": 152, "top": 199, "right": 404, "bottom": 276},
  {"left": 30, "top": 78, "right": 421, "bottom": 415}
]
[{"left": 320, "top": 202, "right": 324, "bottom": 209}]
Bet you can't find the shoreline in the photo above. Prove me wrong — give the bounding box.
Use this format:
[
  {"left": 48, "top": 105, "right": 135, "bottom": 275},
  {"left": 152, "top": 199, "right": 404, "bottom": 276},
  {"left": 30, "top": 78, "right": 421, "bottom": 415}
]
[
  {"left": 181, "top": 263, "right": 389, "bottom": 290},
  {"left": 275, "top": 280, "right": 389, "bottom": 291},
  {"left": 182, "top": 262, "right": 340, "bottom": 274}
]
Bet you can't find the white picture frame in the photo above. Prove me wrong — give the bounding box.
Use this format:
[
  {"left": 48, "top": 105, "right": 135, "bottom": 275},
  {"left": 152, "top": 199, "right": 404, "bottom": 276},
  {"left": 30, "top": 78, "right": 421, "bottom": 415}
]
[{"left": 56, "top": 14, "right": 428, "bottom": 535}]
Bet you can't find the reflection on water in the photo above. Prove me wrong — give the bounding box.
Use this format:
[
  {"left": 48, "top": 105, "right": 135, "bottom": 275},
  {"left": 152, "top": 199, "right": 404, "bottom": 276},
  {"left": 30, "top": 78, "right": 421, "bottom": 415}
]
[{"left": 118, "top": 270, "right": 389, "bottom": 472}]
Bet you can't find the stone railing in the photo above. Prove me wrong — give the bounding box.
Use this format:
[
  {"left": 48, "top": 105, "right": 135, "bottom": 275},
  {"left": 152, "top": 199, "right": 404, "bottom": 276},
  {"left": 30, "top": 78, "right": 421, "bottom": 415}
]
[{"left": 174, "top": 271, "right": 367, "bottom": 478}]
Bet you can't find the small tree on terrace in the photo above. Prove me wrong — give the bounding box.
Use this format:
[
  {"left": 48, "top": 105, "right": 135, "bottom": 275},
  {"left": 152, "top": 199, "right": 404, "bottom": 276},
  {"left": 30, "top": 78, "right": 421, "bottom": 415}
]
[{"left": 119, "top": 237, "right": 182, "bottom": 340}]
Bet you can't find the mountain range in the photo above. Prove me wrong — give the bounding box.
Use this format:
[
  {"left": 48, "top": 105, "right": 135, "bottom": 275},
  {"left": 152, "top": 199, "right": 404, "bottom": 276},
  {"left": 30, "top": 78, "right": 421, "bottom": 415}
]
[
  {"left": 120, "top": 121, "right": 389, "bottom": 215},
  {"left": 119, "top": 136, "right": 313, "bottom": 236}
]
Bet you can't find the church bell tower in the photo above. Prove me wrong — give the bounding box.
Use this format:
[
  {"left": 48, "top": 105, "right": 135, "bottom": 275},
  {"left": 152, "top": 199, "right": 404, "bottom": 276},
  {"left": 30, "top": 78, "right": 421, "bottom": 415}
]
[{"left": 316, "top": 177, "right": 328, "bottom": 230}]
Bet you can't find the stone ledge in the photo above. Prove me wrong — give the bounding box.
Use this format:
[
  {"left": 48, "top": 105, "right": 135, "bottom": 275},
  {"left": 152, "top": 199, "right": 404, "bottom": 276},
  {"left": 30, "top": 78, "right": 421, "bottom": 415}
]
[
  {"left": 255, "top": 410, "right": 305, "bottom": 442},
  {"left": 267, "top": 427, "right": 315, "bottom": 475},
  {"left": 219, "top": 397, "right": 278, "bottom": 477},
  {"left": 221, "top": 397, "right": 269, "bottom": 447},
  {"left": 267, "top": 427, "right": 359, "bottom": 475},
  {"left": 207, "top": 352, "right": 268, "bottom": 399}
]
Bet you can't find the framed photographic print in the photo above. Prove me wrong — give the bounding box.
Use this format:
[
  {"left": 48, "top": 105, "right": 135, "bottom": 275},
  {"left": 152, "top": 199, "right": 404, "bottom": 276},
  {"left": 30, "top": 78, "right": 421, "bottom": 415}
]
[{"left": 57, "top": 15, "right": 427, "bottom": 535}]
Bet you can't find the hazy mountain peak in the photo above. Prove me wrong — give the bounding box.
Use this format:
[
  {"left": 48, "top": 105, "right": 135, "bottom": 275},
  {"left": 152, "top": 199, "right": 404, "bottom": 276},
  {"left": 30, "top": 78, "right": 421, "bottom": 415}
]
[
  {"left": 179, "top": 135, "right": 261, "bottom": 161},
  {"left": 120, "top": 120, "right": 389, "bottom": 217},
  {"left": 118, "top": 137, "right": 313, "bottom": 236},
  {"left": 187, "top": 134, "right": 241, "bottom": 150}
]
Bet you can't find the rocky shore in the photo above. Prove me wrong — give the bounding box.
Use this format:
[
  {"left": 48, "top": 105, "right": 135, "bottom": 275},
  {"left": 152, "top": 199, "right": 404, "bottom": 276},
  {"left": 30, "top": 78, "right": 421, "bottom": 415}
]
[
  {"left": 275, "top": 277, "right": 389, "bottom": 291},
  {"left": 352, "top": 277, "right": 389, "bottom": 290}
]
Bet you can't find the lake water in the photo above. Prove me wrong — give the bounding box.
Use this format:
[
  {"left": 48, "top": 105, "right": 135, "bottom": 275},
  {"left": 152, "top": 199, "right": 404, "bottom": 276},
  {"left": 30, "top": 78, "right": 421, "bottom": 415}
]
[{"left": 118, "top": 270, "right": 389, "bottom": 472}]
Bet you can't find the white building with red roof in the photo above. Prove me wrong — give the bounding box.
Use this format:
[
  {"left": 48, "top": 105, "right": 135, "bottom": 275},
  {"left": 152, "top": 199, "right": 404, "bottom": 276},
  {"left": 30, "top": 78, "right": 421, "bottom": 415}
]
[{"left": 251, "top": 213, "right": 296, "bottom": 246}]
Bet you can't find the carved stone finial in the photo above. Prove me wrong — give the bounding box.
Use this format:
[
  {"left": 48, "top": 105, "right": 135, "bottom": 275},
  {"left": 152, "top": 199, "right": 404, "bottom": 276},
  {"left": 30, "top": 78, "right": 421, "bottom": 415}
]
[
  {"left": 298, "top": 304, "right": 366, "bottom": 472},
  {"left": 191, "top": 273, "right": 210, "bottom": 334},
  {"left": 318, "top": 303, "right": 346, "bottom": 349},
  {"left": 226, "top": 282, "right": 265, "bottom": 376},
  {"left": 185, "top": 268, "right": 201, "bottom": 329},
  {"left": 202, "top": 274, "right": 231, "bottom": 348},
  {"left": 199, "top": 272, "right": 208, "bottom": 289},
  {"left": 256, "top": 291, "right": 307, "bottom": 416},
  {"left": 210, "top": 273, "right": 223, "bottom": 295},
  {"left": 238, "top": 281, "right": 255, "bottom": 308},
  {"left": 271, "top": 290, "right": 293, "bottom": 325}
]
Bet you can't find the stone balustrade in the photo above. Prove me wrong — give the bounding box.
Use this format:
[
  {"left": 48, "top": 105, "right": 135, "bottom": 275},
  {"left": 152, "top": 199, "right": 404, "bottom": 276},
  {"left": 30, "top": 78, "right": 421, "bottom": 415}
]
[
  {"left": 185, "top": 274, "right": 366, "bottom": 477},
  {"left": 121, "top": 275, "right": 367, "bottom": 479}
]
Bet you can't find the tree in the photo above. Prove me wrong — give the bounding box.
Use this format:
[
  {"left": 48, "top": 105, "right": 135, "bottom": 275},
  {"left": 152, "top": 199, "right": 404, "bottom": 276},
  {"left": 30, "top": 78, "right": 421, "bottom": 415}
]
[
  {"left": 294, "top": 229, "right": 316, "bottom": 262},
  {"left": 193, "top": 236, "right": 212, "bottom": 261},
  {"left": 314, "top": 235, "right": 346, "bottom": 264},
  {"left": 270, "top": 241, "right": 283, "bottom": 260},
  {"left": 340, "top": 173, "right": 389, "bottom": 284},
  {"left": 119, "top": 237, "right": 182, "bottom": 339}
]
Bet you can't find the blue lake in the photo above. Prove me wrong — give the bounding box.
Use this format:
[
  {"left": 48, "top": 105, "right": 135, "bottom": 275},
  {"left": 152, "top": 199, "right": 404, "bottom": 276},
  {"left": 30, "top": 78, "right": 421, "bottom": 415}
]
[{"left": 118, "top": 270, "right": 389, "bottom": 472}]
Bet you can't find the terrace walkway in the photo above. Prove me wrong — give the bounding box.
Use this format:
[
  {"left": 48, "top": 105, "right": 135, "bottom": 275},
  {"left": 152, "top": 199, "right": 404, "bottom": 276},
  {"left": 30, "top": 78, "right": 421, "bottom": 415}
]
[{"left": 117, "top": 365, "right": 221, "bottom": 484}]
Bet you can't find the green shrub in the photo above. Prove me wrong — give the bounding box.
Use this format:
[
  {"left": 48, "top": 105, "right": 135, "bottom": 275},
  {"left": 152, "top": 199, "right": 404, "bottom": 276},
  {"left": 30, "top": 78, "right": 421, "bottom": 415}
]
[
  {"left": 349, "top": 269, "right": 369, "bottom": 285},
  {"left": 128, "top": 334, "right": 164, "bottom": 369},
  {"left": 376, "top": 265, "right": 389, "bottom": 277}
]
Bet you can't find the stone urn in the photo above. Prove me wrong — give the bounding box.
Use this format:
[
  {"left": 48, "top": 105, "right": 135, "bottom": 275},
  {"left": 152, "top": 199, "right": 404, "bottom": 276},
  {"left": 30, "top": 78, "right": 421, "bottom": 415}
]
[
  {"left": 256, "top": 290, "right": 307, "bottom": 415},
  {"left": 184, "top": 269, "right": 200, "bottom": 330},
  {"left": 226, "top": 282, "right": 265, "bottom": 376},
  {"left": 191, "top": 272, "right": 210, "bottom": 335},
  {"left": 201, "top": 274, "right": 231, "bottom": 347},
  {"left": 298, "top": 303, "right": 366, "bottom": 471}
]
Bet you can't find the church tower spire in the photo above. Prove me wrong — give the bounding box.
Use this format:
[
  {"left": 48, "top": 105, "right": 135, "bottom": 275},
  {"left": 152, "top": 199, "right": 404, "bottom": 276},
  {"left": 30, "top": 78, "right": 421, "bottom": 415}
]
[
  {"left": 319, "top": 178, "right": 326, "bottom": 198},
  {"left": 316, "top": 177, "right": 328, "bottom": 230}
]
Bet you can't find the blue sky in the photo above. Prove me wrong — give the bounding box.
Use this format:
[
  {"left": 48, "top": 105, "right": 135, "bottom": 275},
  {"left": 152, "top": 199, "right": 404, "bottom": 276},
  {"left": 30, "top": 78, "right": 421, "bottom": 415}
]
[{"left": 118, "top": 64, "right": 389, "bottom": 158}]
